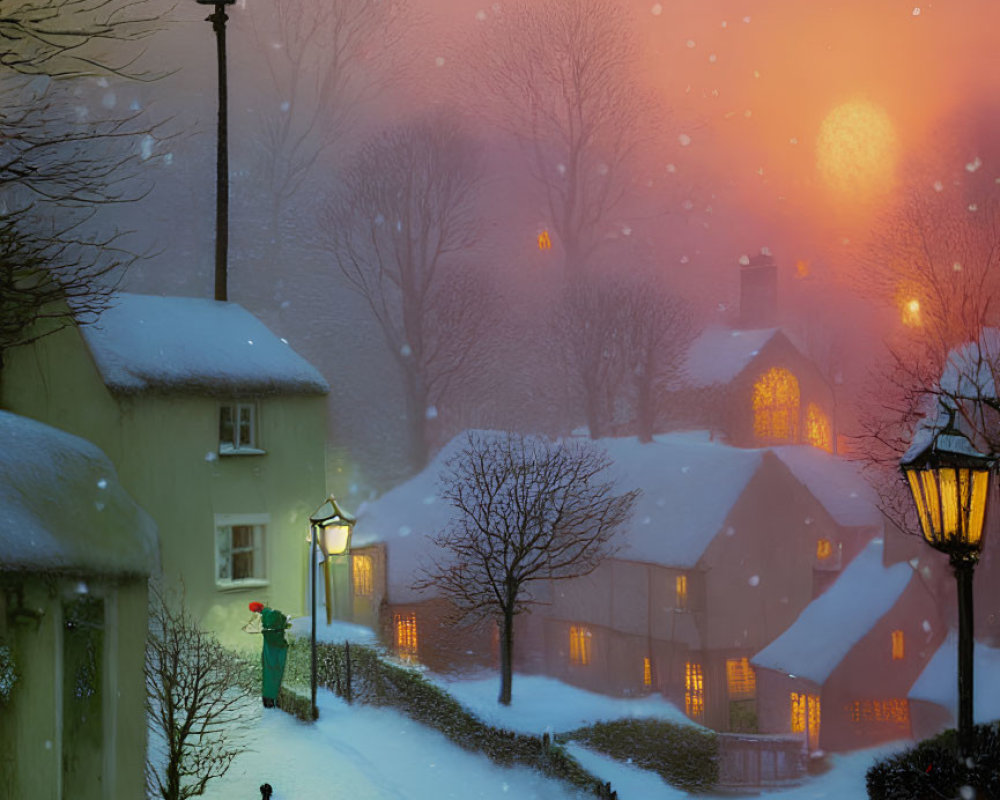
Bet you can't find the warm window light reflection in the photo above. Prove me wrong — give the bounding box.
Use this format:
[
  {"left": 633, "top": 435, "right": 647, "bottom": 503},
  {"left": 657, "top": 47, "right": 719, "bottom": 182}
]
[
  {"left": 395, "top": 613, "right": 418, "bottom": 658},
  {"left": 816, "top": 538, "right": 833, "bottom": 560},
  {"left": 753, "top": 367, "right": 800, "bottom": 443},
  {"left": 569, "top": 625, "right": 592, "bottom": 666},
  {"left": 727, "top": 657, "right": 756, "bottom": 699},
  {"left": 537, "top": 230, "right": 552, "bottom": 250},
  {"left": 643, "top": 657, "right": 652, "bottom": 688},
  {"left": 353, "top": 554, "right": 373, "bottom": 597},
  {"left": 849, "top": 699, "right": 910, "bottom": 726},
  {"left": 805, "top": 403, "right": 833, "bottom": 452},
  {"left": 685, "top": 662, "right": 704, "bottom": 721},
  {"left": 902, "top": 298, "right": 922, "bottom": 327},
  {"left": 791, "top": 692, "right": 821, "bottom": 750},
  {"left": 676, "top": 574, "right": 688, "bottom": 610},
  {"left": 891, "top": 630, "right": 904, "bottom": 660}
]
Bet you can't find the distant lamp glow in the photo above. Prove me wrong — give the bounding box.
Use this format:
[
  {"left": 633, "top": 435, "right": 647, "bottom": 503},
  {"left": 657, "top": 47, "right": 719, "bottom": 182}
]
[
  {"left": 795, "top": 259, "right": 810, "bottom": 279},
  {"left": 902, "top": 298, "right": 922, "bottom": 327},
  {"left": 537, "top": 229, "right": 552, "bottom": 251},
  {"left": 816, "top": 100, "right": 897, "bottom": 198}
]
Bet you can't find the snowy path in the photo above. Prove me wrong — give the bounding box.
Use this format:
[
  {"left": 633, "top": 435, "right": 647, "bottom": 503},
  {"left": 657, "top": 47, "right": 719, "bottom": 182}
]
[{"left": 204, "top": 689, "right": 583, "bottom": 800}]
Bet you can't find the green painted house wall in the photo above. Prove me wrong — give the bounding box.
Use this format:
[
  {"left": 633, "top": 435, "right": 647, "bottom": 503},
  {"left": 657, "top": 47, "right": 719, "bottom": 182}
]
[
  {"left": 0, "top": 577, "right": 149, "bottom": 800},
  {"left": 3, "top": 323, "right": 328, "bottom": 649}
]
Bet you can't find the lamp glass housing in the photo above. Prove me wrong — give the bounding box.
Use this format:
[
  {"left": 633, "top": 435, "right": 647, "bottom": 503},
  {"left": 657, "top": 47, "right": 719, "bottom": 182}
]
[
  {"left": 319, "top": 521, "right": 351, "bottom": 557},
  {"left": 905, "top": 465, "right": 989, "bottom": 553}
]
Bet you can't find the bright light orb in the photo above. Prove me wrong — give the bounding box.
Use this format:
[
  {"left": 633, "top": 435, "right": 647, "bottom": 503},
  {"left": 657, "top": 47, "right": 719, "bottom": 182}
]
[{"left": 816, "top": 101, "right": 898, "bottom": 198}]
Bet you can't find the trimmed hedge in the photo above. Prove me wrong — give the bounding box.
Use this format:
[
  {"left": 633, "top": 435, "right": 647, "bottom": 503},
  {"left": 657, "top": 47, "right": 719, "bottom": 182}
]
[
  {"left": 558, "top": 718, "right": 719, "bottom": 793},
  {"left": 866, "top": 722, "right": 1000, "bottom": 800}
]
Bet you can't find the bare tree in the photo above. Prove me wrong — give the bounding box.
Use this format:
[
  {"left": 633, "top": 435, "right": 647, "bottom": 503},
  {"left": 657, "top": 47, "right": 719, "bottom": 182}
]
[
  {"left": 318, "top": 112, "right": 491, "bottom": 472},
  {"left": 0, "top": 0, "right": 163, "bottom": 364},
  {"left": 854, "top": 186, "right": 1000, "bottom": 533},
  {"left": 466, "top": 0, "right": 656, "bottom": 284},
  {"left": 556, "top": 273, "right": 696, "bottom": 440},
  {"left": 238, "top": 0, "right": 409, "bottom": 238},
  {"left": 145, "top": 588, "right": 255, "bottom": 800},
  {"left": 416, "top": 431, "right": 639, "bottom": 705}
]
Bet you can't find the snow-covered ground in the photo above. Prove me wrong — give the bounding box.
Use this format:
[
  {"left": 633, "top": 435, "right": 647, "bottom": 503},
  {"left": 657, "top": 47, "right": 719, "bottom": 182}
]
[{"left": 206, "top": 661, "right": 909, "bottom": 799}]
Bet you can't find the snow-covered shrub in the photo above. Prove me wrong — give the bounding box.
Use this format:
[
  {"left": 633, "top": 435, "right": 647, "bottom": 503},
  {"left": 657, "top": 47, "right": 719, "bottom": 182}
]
[
  {"left": 866, "top": 722, "right": 1000, "bottom": 800},
  {"left": 560, "top": 718, "right": 719, "bottom": 793}
]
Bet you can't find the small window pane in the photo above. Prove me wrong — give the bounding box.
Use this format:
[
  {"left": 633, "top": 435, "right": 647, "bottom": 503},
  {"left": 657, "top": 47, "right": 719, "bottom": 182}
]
[
  {"left": 238, "top": 405, "right": 253, "bottom": 448},
  {"left": 232, "top": 525, "right": 254, "bottom": 549},
  {"left": 232, "top": 550, "right": 254, "bottom": 580},
  {"left": 219, "top": 405, "right": 235, "bottom": 446}
]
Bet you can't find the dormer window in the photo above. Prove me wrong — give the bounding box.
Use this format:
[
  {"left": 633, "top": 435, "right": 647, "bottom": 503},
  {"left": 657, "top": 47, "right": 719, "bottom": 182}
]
[{"left": 219, "top": 402, "right": 263, "bottom": 454}]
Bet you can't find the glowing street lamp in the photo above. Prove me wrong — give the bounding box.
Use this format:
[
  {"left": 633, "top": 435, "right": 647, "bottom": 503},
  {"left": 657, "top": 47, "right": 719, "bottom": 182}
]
[
  {"left": 308, "top": 495, "right": 355, "bottom": 719},
  {"left": 901, "top": 409, "right": 992, "bottom": 757}
]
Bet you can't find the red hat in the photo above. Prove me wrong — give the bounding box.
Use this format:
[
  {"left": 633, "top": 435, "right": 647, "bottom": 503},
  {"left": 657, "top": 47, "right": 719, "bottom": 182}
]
[{"left": 249, "top": 602, "right": 264, "bottom": 613}]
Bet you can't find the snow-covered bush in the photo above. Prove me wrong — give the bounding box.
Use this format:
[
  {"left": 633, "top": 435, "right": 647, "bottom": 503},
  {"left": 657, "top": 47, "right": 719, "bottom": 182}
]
[{"left": 866, "top": 722, "right": 1000, "bottom": 800}]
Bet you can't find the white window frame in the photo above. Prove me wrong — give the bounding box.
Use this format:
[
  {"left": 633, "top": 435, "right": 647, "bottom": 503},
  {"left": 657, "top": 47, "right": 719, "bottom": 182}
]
[
  {"left": 215, "top": 514, "right": 269, "bottom": 589},
  {"left": 218, "top": 401, "right": 265, "bottom": 455}
]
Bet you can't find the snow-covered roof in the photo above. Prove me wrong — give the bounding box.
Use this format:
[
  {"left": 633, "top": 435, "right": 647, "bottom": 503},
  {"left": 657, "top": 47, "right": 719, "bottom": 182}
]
[
  {"left": 752, "top": 539, "right": 912, "bottom": 684},
  {"left": 908, "top": 632, "right": 1000, "bottom": 723},
  {"left": 0, "top": 411, "right": 158, "bottom": 576},
  {"left": 351, "top": 430, "right": 766, "bottom": 601},
  {"left": 673, "top": 326, "right": 781, "bottom": 389},
  {"left": 773, "top": 446, "right": 883, "bottom": 528},
  {"left": 80, "top": 293, "right": 329, "bottom": 396}
]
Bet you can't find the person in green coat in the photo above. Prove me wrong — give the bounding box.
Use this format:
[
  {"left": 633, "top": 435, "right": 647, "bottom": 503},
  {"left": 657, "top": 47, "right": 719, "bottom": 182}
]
[{"left": 248, "top": 602, "right": 290, "bottom": 708}]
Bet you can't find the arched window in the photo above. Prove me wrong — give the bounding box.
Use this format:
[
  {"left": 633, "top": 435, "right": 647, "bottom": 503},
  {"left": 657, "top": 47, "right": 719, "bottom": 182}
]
[
  {"left": 753, "top": 367, "right": 800, "bottom": 443},
  {"left": 805, "top": 403, "right": 833, "bottom": 452}
]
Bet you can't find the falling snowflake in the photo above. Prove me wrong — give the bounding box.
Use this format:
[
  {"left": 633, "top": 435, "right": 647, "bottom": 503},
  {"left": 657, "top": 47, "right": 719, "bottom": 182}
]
[
  {"left": 425, "top": 406, "right": 438, "bottom": 420},
  {"left": 709, "top": 53, "right": 717, "bottom": 63},
  {"left": 912, "top": 7, "right": 920, "bottom": 15},
  {"left": 678, "top": 134, "right": 692, "bottom": 146},
  {"left": 400, "top": 343, "right": 412, "bottom": 357},
  {"left": 749, "top": 575, "right": 760, "bottom": 586},
  {"left": 686, "top": 40, "right": 696, "bottom": 48},
  {"left": 97, "top": 478, "right": 108, "bottom": 490},
  {"left": 966, "top": 156, "right": 982, "bottom": 172},
  {"left": 681, "top": 199, "right": 694, "bottom": 210},
  {"left": 399, "top": 526, "right": 412, "bottom": 537},
  {"left": 969, "top": 203, "right": 979, "bottom": 212},
  {"left": 743, "top": 15, "right": 751, "bottom": 22},
  {"left": 102, "top": 92, "right": 116, "bottom": 109},
  {"left": 434, "top": 56, "right": 445, "bottom": 67},
  {"left": 205, "top": 451, "right": 219, "bottom": 462},
  {"left": 680, "top": 255, "right": 690, "bottom": 264},
  {"left": 738, "top": 254, "right": 750, "bottom": 265},
  {"left": 933, "top": 180, "right": 944, "bottom": 192},
  {"left": 247, "top": 339, "right": 254, "bottom": 346},
  {"left": 651, "top": 3, "right": 663, "bottom": 15},
  {"left": 557, "top": 163, "right": 567, "bottom": 175},
  {"left": 789, "top": 137, "right": 798, "bottom": 145},
  {"left": 475, "top": 9, "right": 487, "bottom": 20},
  {"left": 666, "top": 163, "right": 677, "bottom": 173},
  {"left": 280, "top": 101, "right": 290, "bottom": 112},
  {"left": 953, "top": 262, "right": 963, "bottom": 272}
]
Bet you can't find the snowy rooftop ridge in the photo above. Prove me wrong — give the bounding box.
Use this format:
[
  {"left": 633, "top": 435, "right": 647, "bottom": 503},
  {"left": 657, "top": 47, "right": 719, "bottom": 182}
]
[
  {"left": 0, "top": 411, "right": 158, "bottom": 575},
  {"left": 80, "top": 293, "right": 329, "bottom": 396},
  {"left": 673, "top": 326, "right": 782, "bottom": 388},
  {"left": 351, "top": 430, "right": 769, "bottom": 601},
  {"left": 908, "top": 631, "right": 1000, "bottom": 723},
  {"left": 772, "top": 446, "right": 883, "bottom": 528},
  {"left": 752, "top": 539, "right": 912, "bottom": 684}
]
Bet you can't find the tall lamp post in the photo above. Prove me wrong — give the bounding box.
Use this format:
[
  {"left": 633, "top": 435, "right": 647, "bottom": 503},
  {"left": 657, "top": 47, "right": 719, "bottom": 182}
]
[
  {"left": 901, "top": 411, "right": 993, "bottom": 758},
  {"left": 308, "top": 495, "right": 355, "bottom": 719},
  {"left": 196, "top": 0, "right": 235, "bottom": 302}
]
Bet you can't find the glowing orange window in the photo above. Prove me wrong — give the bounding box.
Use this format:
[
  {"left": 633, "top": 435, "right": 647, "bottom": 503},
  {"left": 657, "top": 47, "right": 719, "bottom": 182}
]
[
  {"left": 891, "top": 630, "right": 904, "bottom": 660},
  {"left": 643, "top": 657, "right": 652, "bottom": 688},
  {"left": 805, "top": 403, "right": 833, "bottom": 452},
  {"left": 727, "top": 658, "right": 756, "bottom": 699},
  {"left": 816, "top": 539, "right": 833, "bottom": 560},
  {"left": 569, "top": 625, "right": 591, "bottom": 666},
  {"left": 753, "top": 367, "right": 800, "bottom": 444},
  {"left": 676, "top": 574, "right": 688, "bottom": 610},
  {"left": 353, "top": 554, "right": 373, "bottom": 597},
  {"left": 791, "top": 692, "right": 820, "bottom": 750},
  {"left": 394, "top": 613, "right": 418, "bottom": 658},
  {"left": 849, "top": 699, "right": 910, "bottom": 726},
  {"left": 685, "top": 662, "right": 704, "bottom": 722}
]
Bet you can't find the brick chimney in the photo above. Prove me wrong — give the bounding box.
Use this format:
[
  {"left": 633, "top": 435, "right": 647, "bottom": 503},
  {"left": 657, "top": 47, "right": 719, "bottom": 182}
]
[{"left": 739, "top": 253, "right": 777, "bottom": 329}]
